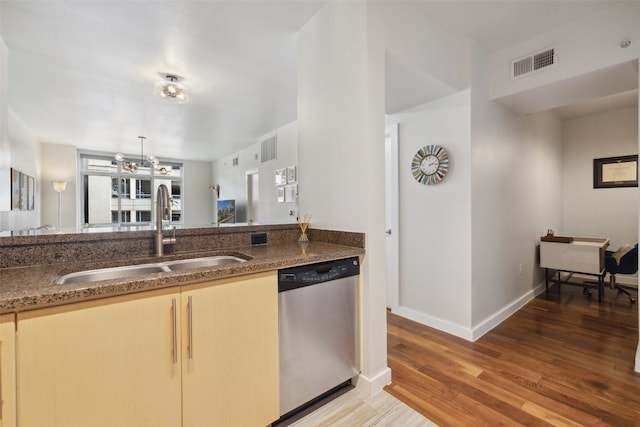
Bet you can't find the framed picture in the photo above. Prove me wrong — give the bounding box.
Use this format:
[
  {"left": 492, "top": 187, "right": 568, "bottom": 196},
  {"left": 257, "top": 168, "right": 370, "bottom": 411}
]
[
  {"left": 217, "top": 199, "right": 236, "bottom": 224},
  {"left": 593, "top": 155, "right": 638, "bottom": 188},
  {"left": 276, "top": 187, "right": 285, "bottom": 203},
  {"left": 10, "top": 168, "right": 20, "bottom": 210},
  {"left": 28, "top": 175, "right": 35, "bottom": 210},
  {"left": 275, "top": 168, "right": 286, "bottom": 186},
  {"left": 287, "top": 166, "right": 297, "bottom": 183},
  {"left": 284, "top": 184, "right": 297, "bottom": 203},
  {"left": 19, "top": 172, "right": 28, "bottom": 209}
]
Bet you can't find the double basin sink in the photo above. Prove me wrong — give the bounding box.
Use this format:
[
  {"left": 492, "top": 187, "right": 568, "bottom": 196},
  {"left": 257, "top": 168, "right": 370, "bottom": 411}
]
[{"left": 56, "top": 255, "right": 247, "bottom": 285}]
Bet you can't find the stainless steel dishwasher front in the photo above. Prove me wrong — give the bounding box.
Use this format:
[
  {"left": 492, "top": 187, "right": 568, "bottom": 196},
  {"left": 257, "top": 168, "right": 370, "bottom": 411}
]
[{"left": 277, "top": 257, "right": 360, "bottom": 419}]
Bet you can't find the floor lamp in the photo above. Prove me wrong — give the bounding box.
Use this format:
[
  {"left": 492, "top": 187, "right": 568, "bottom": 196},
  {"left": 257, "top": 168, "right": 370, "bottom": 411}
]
[{"left": 52, "top": 181, "right": 67, "bottom": 231}]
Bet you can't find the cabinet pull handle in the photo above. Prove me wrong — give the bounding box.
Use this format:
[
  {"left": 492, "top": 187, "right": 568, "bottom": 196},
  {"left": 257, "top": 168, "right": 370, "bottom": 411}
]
[
  {"left": 188, "top": 295, "right": 194, "bottom": 359},
  {"left": 171, "top": 298, "right": 177, "bottom": 364}
]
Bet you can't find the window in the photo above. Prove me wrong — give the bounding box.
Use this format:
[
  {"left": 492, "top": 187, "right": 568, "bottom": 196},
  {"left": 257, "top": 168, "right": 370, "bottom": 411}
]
[
  {"left": 136, "top": 179, "right": 151, "bottom": 199},
  {"left": 136, "top": 211, "right": 152, "bottom": 222},
  {"left": 80, "top": 153, "right": 183, "bottom": 228}
]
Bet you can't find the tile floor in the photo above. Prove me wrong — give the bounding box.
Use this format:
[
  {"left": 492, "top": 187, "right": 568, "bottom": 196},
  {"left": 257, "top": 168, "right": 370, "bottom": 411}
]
[{"left": 291, "top": 389, "right": 438, "bottom": 427}]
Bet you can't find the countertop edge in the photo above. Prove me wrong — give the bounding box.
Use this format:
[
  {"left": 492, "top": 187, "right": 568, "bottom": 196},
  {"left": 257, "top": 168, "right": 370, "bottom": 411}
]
[{"left": 0, "top": 242, "right": 365, "bottom": 314}]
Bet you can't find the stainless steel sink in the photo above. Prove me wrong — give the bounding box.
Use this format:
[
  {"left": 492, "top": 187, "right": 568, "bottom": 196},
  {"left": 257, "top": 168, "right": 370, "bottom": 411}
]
[
  {"left": 55, "top": 255, "right": 248, "bottom": 285},
  {"left": 164, "top": 256, "right": 246, "bottom": 271},
  {"left": 55, "top": 264, "right": 170, "bottom": 285}
]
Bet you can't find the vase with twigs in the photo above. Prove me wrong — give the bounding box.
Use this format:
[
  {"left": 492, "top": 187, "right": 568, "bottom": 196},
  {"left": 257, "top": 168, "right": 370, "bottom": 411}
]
[{"left": 297, "top": 213, "right": 311, "bottom": 242}]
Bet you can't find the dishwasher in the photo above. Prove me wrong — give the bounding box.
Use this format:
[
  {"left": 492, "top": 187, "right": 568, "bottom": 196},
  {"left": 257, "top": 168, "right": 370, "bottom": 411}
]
[{"left": 276, "top": 256, "right": 360, "bottom": 422}]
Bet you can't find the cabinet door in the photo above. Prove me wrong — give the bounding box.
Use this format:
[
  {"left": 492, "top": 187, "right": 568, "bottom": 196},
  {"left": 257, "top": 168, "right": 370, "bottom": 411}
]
[
  {"left": 0, "top": 314, "right": 16, "bottom": 427},
  {"left": 17, "top": 288, "right": 182, "bottom": 427},
  {"left": 182, "top": 272, "right": 279, "bottom": 427}
]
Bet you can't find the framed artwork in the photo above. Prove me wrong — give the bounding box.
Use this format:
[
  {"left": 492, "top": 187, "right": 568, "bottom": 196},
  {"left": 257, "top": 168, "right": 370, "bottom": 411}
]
[
  {"left": 287, "top": 166, "right": 297, "bottom": 183},
  {"left": 275, "top": 168, "right": 286, "bottom": 186},
  {"left": 217, "top": 199, "right": 236, "bottom": 223},
  {"left": 277, "top": 187, "right": 285, "bottom": 203},
  {"left": 19, "top": 172, "right": 28, "bottom": 209},
  {"left": 11, "top": 168, "right": 20, "bottom": 210},
  {"left": 593, "top": 155, "right": 638, "bottom": 188},
  {"left": 284, "top": 184, "right": 297, "bottom": 203},
  {"left": 28, "top": 175, "right": 35, "bottom": 210},
  {"left": 10, "top": 169, "right": 36, "bottom": 210}
]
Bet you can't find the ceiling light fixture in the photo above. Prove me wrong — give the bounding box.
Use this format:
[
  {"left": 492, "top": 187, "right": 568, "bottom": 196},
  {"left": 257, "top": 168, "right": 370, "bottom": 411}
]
[
  {"left": 114, "top": 136, "right": 159, "bottom": 173},
  {"left": 154, "top": 73, "right": 189, "bottom": 104}
]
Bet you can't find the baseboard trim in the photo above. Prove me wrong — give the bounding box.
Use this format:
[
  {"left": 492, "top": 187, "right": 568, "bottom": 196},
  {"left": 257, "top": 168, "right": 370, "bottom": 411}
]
[
  {"left": 393, "top": 306, "right": 473, "bottom": 341},
  {"left": 392, "top": 283, "right": 545, "bottom": 342},
  {"left": 355, "top": 367, "right": 392, "bottom": 397},
  {"left": 471, "top": 283, "right": 545, "bottom": 340}
]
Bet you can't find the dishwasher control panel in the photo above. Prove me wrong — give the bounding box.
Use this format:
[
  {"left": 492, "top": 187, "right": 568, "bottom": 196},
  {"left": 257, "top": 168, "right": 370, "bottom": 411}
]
[{"left": 278, "top": 257, "right": 359, "bottom": 292}]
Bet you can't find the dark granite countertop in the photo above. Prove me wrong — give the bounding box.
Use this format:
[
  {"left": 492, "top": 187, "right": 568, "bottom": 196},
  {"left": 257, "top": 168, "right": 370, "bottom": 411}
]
[{"left": 0, "top": 241, "right": 364, "bottom": 314}]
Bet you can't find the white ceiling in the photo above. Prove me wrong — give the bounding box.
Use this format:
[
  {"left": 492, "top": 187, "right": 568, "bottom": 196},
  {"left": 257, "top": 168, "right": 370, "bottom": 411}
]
[
  {"left": 1, "top": 1, "right": 327, "bottom": 161},
  {"left": 412, "top": 0, "right": 619, "bottom": 54},
  {"left": 553, "top": 89, "right": 639, "bottom": 120},
  {"left": 1, "top": 1, "right": 634, "bottom": 162}
]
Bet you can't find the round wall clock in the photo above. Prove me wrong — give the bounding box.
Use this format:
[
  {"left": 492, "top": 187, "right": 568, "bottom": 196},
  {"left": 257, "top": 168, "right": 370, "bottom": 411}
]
[{"left": 411, "top": 145, "right": 449, "bottom": 185}]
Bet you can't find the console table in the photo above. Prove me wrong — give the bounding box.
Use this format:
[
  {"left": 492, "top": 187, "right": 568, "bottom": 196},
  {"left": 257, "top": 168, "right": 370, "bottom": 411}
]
[{"left": 540, "top": 237, "right": 610, "bottom": 301}]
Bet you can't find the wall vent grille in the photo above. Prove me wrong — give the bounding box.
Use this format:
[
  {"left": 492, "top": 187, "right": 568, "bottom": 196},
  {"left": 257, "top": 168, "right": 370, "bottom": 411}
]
[
  {"left": 511, "top": 47, "right": 556, "bottom": 79},
  {"left": 261, "top": 136, "right": 277, "bottom": 163}
]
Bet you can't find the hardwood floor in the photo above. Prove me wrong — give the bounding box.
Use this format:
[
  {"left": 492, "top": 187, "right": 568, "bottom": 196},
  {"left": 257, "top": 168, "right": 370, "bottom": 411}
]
[{"left": 385, "top": 284, "right": 640, "bottom": 426}]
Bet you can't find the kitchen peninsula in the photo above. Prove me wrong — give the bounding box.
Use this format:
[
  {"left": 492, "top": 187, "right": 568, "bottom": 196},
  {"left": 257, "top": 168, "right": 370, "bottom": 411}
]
[
  {"left": 0, "top": 224, "right": 364, "bottom": 312},
  {"left": 0, "top": 224, "right": 365, "bottom": 427}
]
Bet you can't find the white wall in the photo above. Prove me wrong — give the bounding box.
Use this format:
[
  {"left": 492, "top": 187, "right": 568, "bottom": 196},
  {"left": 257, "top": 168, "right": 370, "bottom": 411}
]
[
  {"left": 561, "top": 107, "right": 638, "bottom": 250},
  {"left": 182, "top": 159, "right": 213, "bottom": 227},
  {"left": 211, "top": 121, "right": 298, "bottom": 225},
  {"left": 470, "top": 106, "right": 565, "bottom": 331},
  {"left": 3, "top": 109, "right": 40, "bottom": 231},
  {"left": 368, "top": 0, "right": 462, "bottom": 91},
  {"left": 0, "top": 31, "right": 10, "bottom": 215},
  {"left": 39, "top": 143, "right": 75, "bottom": 230},
  {"left": 298, "top": 0, "right": 390, "bottom": 396},
  {"left": 212, "top": 144, "right": 257, "bottom": 223},
  {"left": 387, "top": 91, "right": 473, "bottom": 333},
  {"left": 256, "top": 122, "right": 298, "bottom": 224},
  {"left": 470, "top": 39, "right": 565, "bottom": 335}
]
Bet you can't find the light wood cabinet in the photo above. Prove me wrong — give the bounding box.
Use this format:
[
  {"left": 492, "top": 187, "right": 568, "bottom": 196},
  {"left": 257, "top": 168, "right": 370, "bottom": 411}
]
[
  {"left": 17, "top": 287, "right": 183, "bottom": 427},
  {"left": 16, "top": 272, "right": 279, "bottom": 427},
  {"left": 0, "top": 314, "right": 16, "bottom": 427},
  {"left": 182, "top": 272, "right": 279, "bottom": 427}
]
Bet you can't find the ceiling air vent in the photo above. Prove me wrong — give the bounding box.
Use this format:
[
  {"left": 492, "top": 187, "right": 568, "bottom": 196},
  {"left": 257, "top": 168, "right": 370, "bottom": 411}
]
[
  {"left": 261, "top": 135, "right": 277, "bottom": 163},
  {"left": 511, "top": 47, "right": 556, "bottom": 79}
]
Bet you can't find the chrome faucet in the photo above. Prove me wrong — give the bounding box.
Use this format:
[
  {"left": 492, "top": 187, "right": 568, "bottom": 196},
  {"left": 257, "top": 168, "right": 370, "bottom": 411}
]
[{"left": 155, "top": 184, "right": 176, "bottom": 256}]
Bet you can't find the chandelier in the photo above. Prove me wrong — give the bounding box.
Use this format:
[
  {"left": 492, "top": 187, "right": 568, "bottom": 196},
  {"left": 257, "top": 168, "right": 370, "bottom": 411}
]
[
  {"left": 154, "top": 74, "right": 189, "bottom": 104},
  {"left": 114, "top": 136, "right": 158, "bottom": 173}
]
